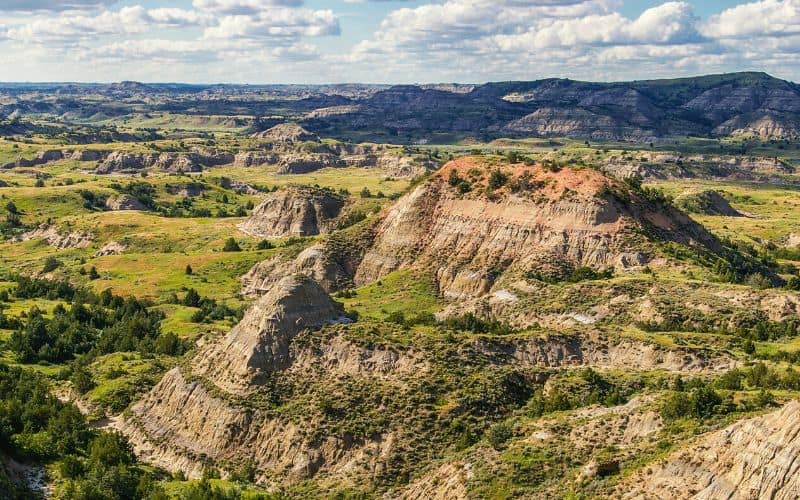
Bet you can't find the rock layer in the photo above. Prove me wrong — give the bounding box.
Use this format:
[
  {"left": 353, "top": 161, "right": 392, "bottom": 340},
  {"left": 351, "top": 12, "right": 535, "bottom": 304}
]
[
  {"left": 621, "top": 400, "right": 800, "bottom": 499},
  {"left": 355, "top": 157, "right": 719, "bottom": 299},
  {"left": 192, "top": 275, "right": 347, "bottom": 395},
  {"left": 238, "top": 186, "right": 346, "bottom": 238}
]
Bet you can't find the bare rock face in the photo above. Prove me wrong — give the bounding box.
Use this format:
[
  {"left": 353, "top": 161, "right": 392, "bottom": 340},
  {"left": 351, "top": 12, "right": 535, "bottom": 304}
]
[
  {"left": 242, "top": 244, "right": 353, "bottom": 295},
  {"left": 238, "top": 186, "right": 345, "bottom": 238},
  {"left": 95, "top": 150, "right": 233, "bottom": 174},
  {"left": 498, "top": 331, "right": 733, "bottom": 373},
  {"left": 192, "top": 275, "right": 347, "bottom": 395},
  {"left": 0, "top": 149, "right": 107, "bottom": 169},
  {"left": 355, "top": 157, "right": 718, "bottom": 299},
  {"left": 621, "top": 400, "right": 800, "bottom": 499},
  {"left": 253, "top": 123, "right": 319, "bottom": 143},
  {"left": 118, "top": 275, "right": 413, "bottom": 483},
  {"left": 95, "top": 241, "right": 127, "bottom": 256},
  {"left": 234, "top": 151, "right": 278, "bottom": 167},
  {"left": 16, "top": 225, "right": 93, "bottom": 249},
  {"left": 166, "top": 182, "right": 205, "bottom": 198},
  {"left": 275, "top": 154, "right": 339, "bottom": 174},
  {"left": 503, "top": 107, "right": 657, "bottom": 142},
  {"left": 105, "top": 194, "right": 146, "bottom": 211},
  {"left": 69, "top": 150, "right": 107, "bottom": 162}
]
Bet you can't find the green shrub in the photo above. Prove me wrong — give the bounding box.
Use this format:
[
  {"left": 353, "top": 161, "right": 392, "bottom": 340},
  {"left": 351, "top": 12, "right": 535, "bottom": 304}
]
[{"left": 222, "top": 237, "right": 241, "bottom": 252}]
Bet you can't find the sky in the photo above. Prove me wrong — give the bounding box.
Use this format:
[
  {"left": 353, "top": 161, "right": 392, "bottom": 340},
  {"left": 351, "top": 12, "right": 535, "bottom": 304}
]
[{"left": 0, "top": 0, "right": 798, "bottom": 84}]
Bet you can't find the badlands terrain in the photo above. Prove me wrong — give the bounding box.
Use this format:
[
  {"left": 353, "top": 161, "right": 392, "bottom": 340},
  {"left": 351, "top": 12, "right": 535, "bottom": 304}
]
[{"left": 1, "top": 73, "right": 800, "bottom": 498}]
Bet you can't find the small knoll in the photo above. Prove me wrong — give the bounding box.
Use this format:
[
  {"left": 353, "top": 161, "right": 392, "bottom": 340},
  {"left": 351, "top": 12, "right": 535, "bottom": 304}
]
[
  {"left": 95, "top": 241, "right": 127, "bottom": 257},
  {"left": 620, "top": 400, "right": 800, "bottom": 499},
  {"left": 354, "top": 157, "right": 722, "bottom": 299},
  {"left": 675, "top": 189, "right": 743, "bottom": 216},
  {"left": 237, "top": 186, "right": 346, "bottom": 238},
  {"left": 252, "top": 123, "right": 319, "bottom": 143}
]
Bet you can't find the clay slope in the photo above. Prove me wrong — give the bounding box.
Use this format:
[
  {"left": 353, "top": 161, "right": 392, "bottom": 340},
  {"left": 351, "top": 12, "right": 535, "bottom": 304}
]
[
  {"left": 118, "top": 275, "right": 419, "bottom": 483},
  {"left": 676, "top": 190, "right": 743, "bottom": 217},
  {"left": 119, "top": 304, "right": 727, "bottom": 487},
  {"left": 621, "top": 400, "right": 800, "bottom": 500},
  {"left": 192, "top": 275, "right": 347, "bottom": 395},
  {"left": 355, "top": 157, "right": 720, "bottom": 299},
  {"left": 237, "top": 186, "right": 346, "bottom": 239}
]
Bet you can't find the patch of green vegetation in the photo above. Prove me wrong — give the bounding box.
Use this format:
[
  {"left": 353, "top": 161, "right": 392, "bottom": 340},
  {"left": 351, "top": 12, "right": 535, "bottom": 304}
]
[{"left": 339, "top": 269, "right": 441, "bottom": 321}]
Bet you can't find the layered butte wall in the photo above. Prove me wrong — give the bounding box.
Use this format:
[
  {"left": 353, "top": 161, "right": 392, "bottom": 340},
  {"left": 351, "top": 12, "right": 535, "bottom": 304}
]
[{"left": 354, "top": 157, "right": 720, "bottom": 299}]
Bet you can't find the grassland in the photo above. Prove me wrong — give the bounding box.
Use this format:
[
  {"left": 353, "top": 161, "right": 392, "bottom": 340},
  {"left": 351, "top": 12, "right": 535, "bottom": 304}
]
[{"left": 4, "top": 131, "right": 800, "bottom": 497}]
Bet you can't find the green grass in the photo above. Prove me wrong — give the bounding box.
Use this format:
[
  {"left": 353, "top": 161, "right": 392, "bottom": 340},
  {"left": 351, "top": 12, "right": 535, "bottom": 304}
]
[
  {"left": 162, "top": 479, "right": 272, "bottom": 498},
  {"left": 653, "top": 179, "right": 800, "bottom": 245},
  {"left": 85, "top": 352, "right": 174, "bottom": 413},
  {"left": 156, "top": 303, "right": 237, "bottom": 341},
  {"left": 340, "top": 269, "right": 441, "bottom": 321}
]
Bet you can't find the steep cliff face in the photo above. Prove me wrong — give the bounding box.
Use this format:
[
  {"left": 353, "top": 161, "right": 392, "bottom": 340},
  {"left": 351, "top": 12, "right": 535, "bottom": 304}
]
[
  {"left": 104, "top": 194, "right": 146, "bottom": 211},
  {"left": 241, "top": 244, "right": 353, "bottom": 295},
  {"left": 95, "top": 149, "right": 233, "bottom": 174},
  {"left": 621, "top": 400, "right": 800, "bottom": 500},
  {"left": 355, "top": 157, "right": 718, "bottom": 299},
  {"left": 238, "top": 186, "right": 346, "bottom": 239},
  {"left": 252, "top": 123, "right": 319, "bottom": 143},
  {"left": 192, "top": 275, "right": 347, "bottom": 396},
  {"left": 119, "top": 367, "right": 397, "bottom": 483}
]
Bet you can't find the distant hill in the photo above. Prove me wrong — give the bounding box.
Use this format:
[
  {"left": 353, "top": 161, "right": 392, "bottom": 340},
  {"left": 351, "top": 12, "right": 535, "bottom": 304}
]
[
  {"left": 1, "top": 72, "right": 799, "bottom": 141},
  {"left": 308, "top": 72, "right": 800, "bottom": 141}
]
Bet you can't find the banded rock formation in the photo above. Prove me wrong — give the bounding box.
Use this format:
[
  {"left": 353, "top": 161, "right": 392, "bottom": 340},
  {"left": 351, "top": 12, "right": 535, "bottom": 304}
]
[
  {"left": 191, "top": 275, "right": 348, "bottom": 395},
  {"left": 238, "top": 186, "right": 346, "bottom": 239},
  {"left": 355, "top": 157, "right": 721, "bottom": 299},
  {"left": 621, "top": 400, "right": 800, "bottom": 499}
]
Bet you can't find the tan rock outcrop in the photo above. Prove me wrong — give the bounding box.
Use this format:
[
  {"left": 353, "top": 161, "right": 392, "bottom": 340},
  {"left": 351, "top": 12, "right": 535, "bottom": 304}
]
[
  {"left": 621, "top": 400, "right": 800, "bottom": 500},
  {"left": 16, "top": 225, "right": 93, "bottom": 249},
  {"left": 252, "top": 123, "right": 319, "bottom": 143},
  {"left": 355, "top": 157, "right": 719, "bottom": 299},
  {"left": 105, "top": 194, "right": 146, "bottom": 211},
  {"left": 95, "top": 241, "right": 127, "bottom": 256},
  {"left": 192, "top": 275, "right": 348, "bottom": 395},
  {"left": 237, "top": 186, "right": 345, "bottom": 238}
]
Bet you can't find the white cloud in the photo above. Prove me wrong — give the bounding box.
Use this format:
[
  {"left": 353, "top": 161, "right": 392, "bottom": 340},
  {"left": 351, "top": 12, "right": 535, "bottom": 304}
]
[
  {"left": 1, "top": 0, "right": 800, "bottom": 83},
  {"left": 6, "top": 6, "right": 151, "bottom": 42},
  {"left": 192, "top": 0, "right": 304, "bottom": 15},
  {"left": 203, "top": 9, "right": 340, "bottom": 40},
  {"left": 703, "top": 0, "right": 800, "bottom": 38}
]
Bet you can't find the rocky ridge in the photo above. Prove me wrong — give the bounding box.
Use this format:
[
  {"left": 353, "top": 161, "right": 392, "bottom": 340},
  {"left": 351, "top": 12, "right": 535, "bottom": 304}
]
[{"left": 16, "top": 225, "right": 93, "bottom": 249}]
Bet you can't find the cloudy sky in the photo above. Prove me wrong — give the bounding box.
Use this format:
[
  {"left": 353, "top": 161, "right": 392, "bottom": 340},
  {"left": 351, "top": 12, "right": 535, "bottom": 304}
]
[{"left": 0, "top": 0, "right": 798, "bottom": 84}]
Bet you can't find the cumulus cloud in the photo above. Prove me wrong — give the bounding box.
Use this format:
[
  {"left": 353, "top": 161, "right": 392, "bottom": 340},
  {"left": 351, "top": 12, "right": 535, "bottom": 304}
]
[
  {"left": 203, "top": 9, "right": 340, "bottom": 40},
  {"left": 1, "top": 0, "right": 800, "bottom": 83},
  {"left": 192, "top": 0, "right": 304, "bottom": 15},
  {"left": 6, "top": 6, "right": 152, "bottom": 42},
  {"left": 703, "top": 0, "right": 800, "bottom": 38}
]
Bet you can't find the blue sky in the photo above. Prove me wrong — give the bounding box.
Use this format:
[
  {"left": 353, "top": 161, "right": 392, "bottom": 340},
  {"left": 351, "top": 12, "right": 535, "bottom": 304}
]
[{"left": 0, "top": 1, "right": 798, "bottom": 84}]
